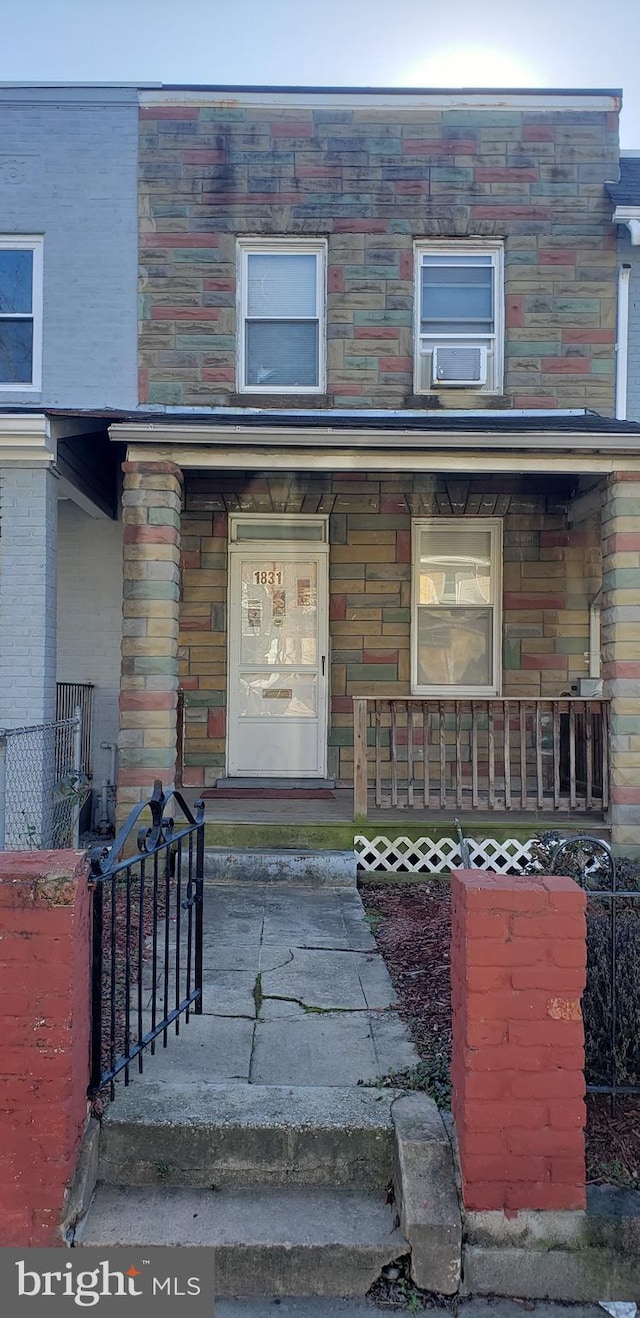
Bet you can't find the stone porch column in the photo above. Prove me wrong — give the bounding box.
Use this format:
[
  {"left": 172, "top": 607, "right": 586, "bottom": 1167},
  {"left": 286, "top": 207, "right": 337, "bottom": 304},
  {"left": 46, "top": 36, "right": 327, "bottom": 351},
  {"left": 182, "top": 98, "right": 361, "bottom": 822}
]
[
  {"left": 601, "top": 472, "right": 640, "bottom": 857},
  {"left": 117, "top": 459, "right": 183, "bottom": 828}
]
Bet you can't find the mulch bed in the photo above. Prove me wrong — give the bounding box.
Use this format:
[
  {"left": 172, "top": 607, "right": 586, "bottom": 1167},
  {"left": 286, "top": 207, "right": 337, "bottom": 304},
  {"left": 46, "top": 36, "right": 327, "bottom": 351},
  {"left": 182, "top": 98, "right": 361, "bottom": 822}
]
[{"left": 360, "top": 879, "right": 640, "bottom": 1191}]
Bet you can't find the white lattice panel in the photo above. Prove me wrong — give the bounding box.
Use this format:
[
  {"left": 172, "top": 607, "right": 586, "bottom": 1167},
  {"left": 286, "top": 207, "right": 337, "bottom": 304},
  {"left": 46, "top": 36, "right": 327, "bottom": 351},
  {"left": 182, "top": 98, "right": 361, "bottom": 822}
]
[{"left": 355, "top": 834, "right": 535, "bottom": 874}]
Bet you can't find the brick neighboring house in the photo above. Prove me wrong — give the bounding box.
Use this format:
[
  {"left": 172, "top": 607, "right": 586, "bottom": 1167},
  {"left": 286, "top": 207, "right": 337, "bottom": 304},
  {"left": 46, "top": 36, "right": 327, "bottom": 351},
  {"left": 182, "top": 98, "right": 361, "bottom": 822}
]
[
  {"left": 3, "top": 84, "right": 640, "bottom": 860},
  {"left": 0, "top": 85, "right": 138, "bottom": 833}
]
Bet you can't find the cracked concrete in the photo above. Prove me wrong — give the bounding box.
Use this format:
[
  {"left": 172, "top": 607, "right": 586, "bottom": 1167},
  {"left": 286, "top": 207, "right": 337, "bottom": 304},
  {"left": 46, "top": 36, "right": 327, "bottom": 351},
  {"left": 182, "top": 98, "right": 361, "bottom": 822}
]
[{"left": 137, "top": 882, "right": 418, "bottom": 1088}]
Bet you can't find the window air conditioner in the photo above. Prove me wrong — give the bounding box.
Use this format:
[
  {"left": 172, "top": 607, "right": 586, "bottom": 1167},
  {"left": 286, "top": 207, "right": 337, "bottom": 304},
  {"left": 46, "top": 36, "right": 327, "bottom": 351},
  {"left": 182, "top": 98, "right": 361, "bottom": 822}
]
[{"left": 432, "top": 345, "right": 488, "bottom": 387}]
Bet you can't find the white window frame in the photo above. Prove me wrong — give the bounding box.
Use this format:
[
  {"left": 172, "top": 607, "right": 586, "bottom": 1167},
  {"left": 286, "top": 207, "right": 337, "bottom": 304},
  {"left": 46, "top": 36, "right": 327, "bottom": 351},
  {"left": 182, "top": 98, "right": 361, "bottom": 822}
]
[
  {"left": 413, "top": 241, "right": 504, "bottom": 395},
  {"left": 0, "top": 235, "right": 43, "bottom": 392},
  {"left": 229, "top": 513, "right": 328, "bottom": 543},
  {"left": 411, "top": 517, "right": 503, "bottom": 698},
  {"left": 237, "top": 238, "right": 326, "bottom": 395}
]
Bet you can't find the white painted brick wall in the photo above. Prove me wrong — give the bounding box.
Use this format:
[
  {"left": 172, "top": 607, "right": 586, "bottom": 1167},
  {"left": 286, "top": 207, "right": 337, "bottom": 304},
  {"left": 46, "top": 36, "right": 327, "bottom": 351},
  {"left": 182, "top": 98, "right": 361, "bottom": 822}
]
[
  {"left": 56, "top": 500, "right": 122, "bottom": 790},
  {"left": 0, "top": 86, "right": 138, "bottom": 409},
  {"left": 0, "top": 464, "right": 57, "bottom": 728}
]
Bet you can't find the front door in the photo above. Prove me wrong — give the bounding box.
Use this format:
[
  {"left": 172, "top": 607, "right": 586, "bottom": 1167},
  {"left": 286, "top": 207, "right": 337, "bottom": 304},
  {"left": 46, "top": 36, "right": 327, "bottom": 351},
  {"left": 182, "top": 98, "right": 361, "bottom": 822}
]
[{"left": 228, "top": 543, "right": 328, "bottom": 777}]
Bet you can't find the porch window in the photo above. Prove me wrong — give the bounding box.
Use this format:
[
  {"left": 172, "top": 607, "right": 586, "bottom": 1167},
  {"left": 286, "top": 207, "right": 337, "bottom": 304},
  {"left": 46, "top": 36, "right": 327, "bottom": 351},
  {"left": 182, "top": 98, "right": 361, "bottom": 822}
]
[
  {"left": 414, "top": 241, "right": 503, "bottom": 394},
  {"left": 412, "top": 518, "right": 502, "bottom": 696},
  {"left": 238, "top": 240, "right": 326, "bottom": 393},
  {"left": 0, "top": 236, "right": 43, "bottom": 389}
]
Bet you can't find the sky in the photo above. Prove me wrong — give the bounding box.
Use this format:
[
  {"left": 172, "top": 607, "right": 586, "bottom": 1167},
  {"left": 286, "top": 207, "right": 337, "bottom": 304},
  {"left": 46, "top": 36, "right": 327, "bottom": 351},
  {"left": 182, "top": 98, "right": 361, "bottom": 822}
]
[{"left": 1, "top": 0, "right": 639, "bottom": 147}]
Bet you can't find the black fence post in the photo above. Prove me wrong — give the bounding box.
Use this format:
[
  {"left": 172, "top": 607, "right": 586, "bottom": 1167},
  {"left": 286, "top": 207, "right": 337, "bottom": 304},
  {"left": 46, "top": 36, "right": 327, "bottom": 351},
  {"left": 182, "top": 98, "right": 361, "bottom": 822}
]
[
  {"left": 89, "top": 876, "right": 104, "bottom": 1095},
  {"left": 195, "top": 813, "right": 204, "bottom": 1016}
]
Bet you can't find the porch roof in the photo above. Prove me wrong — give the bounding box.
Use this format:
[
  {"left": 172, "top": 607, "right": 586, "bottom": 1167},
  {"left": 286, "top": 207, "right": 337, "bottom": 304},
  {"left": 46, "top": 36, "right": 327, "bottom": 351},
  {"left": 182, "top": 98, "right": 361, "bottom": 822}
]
[
  {"left": 107, "top": 408, "right": 640, "bottom": 471},
  {"left": 4, "top": 404, "right": 640, "bottom": 438},
  {"left": 109, "top": 407, "right": 640, "bottom": 438}
]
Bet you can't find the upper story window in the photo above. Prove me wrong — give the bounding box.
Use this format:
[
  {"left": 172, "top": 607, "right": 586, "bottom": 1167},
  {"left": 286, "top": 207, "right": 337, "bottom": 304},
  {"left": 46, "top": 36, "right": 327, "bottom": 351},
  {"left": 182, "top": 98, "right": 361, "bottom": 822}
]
[
  {"left": 0, "top": 237, "right": 43, "bottom": 391},
  {"left": 414, "top": 242, "right": 503, "bottom": 395},
  {"left": 412, "top": 518, "right": 502, "bottom": 697},
  {"left": 238, "top": 240, "right": 326, "bottom": 394}
]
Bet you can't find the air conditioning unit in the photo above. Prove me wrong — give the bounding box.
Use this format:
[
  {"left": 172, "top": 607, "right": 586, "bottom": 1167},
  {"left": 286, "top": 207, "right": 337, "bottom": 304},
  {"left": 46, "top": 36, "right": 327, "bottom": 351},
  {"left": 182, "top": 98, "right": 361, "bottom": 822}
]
[{"left": 432, "top": 345, "right": 488, "bottom": 387}]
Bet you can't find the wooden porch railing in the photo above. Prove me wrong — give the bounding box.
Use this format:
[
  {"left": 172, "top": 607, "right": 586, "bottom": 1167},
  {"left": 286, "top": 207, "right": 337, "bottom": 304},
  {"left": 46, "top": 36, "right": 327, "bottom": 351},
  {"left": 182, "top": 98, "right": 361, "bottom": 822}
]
[{"left": 353, "top": 697, "right": 609, "bottom": 819}]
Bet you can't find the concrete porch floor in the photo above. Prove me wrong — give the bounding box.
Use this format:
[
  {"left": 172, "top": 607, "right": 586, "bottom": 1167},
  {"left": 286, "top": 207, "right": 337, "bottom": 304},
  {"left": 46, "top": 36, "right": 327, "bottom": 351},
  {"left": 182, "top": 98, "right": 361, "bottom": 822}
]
[
  {"left": 135, "top": 880, "right": 418, "bottom": 1089},
  {"left": 177, "top": 787, "right": 610, "bottom": 851}
]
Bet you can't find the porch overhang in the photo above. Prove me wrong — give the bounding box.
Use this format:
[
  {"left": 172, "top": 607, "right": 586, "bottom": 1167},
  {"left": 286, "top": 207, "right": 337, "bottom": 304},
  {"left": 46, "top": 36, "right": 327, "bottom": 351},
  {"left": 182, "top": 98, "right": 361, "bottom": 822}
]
[{"left": 109, "top": 409, "right": 640, "bottom": 474}]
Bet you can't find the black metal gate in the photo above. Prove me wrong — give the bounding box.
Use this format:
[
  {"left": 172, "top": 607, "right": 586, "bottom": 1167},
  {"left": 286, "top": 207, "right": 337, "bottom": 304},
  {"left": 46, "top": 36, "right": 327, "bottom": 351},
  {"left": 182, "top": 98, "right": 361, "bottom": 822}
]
[
  {"left": 551, "top": 835, "right": 640, "bottom": 1104},
  {"left": 88, "top": 781, "right": 204, "bottom": 1096}
]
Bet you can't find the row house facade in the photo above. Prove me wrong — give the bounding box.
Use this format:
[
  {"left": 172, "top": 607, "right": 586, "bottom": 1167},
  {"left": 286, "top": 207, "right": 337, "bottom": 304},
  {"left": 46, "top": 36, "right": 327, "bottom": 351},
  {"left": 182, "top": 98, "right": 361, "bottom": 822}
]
[{"left": 2, "top": 84, "right": 640, "bottom": 859}]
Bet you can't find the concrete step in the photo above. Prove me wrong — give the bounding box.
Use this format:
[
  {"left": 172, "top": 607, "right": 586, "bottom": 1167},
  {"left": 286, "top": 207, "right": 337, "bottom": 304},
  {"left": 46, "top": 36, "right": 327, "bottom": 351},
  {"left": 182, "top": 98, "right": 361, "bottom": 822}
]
[
  {"left": 97, "top": 1083, "right": 398, "bottom": 1190},
  {"left": 204, "top": 848, "right": 356, "bottom": 887},
  {"left": 77, "top": 1184, "right": 407, "bottom": 1296}
]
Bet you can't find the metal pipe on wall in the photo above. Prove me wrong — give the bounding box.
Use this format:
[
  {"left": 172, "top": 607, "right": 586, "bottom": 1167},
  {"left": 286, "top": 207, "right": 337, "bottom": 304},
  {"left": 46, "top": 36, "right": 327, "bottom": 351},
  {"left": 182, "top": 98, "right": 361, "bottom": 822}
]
[{"left": 615, "top": 263, "right": 631, "bottom": 420}]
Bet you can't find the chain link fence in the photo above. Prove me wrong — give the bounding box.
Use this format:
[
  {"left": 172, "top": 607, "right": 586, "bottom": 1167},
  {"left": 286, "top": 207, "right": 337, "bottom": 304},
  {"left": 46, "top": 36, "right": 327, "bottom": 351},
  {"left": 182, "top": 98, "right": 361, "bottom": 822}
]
[{"left": 0, "top": 716, "right": 89, "bottom": 850}]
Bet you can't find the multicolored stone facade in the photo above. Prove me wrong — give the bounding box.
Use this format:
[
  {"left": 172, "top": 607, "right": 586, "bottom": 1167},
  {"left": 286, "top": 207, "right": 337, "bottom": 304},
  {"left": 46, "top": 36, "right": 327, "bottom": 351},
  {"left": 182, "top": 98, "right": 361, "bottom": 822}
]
[
  {"left": 177, "top": 473, "right": 600, "bottom": 788},
  {"left": 602, "top": 473, "right": 640, "bottom": 857},
  {"left": 138, "top": 96, "right": 618, "bottom": 412},
  {"left": 119, "top": 460, "right": 183, "bottom": 820}
]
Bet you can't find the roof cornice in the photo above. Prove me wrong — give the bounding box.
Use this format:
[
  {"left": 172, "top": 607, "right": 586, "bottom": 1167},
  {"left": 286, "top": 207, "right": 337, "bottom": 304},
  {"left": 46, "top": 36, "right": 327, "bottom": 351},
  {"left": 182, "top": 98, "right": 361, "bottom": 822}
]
[
  {"left": 140, "top": 88, "right": 621, "bottom": 113},
  {"left": 613, "top": 205, "right": 640, "bottom": 244},
  {"left": 0, "top": 412, "right": 54, "bottom": 463}
]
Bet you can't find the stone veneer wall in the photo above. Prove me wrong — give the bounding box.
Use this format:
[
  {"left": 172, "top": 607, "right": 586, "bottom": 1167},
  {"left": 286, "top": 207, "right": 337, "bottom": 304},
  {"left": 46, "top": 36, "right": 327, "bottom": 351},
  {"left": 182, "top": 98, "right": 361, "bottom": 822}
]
[
  {"left": 178, "top": 474, "right": 601, "bottom": 787},
  {"left": 118, "top": 460, "right": 183, "bottom": 820},
  {"left": 138, "top": 101, "right": 618, "bottom": 413},
  {"left": 601, "top": 472, "right": 640, "bottom": 856}
]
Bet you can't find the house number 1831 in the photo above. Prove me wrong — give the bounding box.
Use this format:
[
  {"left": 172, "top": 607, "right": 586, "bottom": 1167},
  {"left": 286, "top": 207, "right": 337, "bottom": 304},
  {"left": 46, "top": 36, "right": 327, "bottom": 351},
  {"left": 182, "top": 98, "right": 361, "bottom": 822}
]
[{"left": 254, "top": 570, "right": 283, "bottom": 585}]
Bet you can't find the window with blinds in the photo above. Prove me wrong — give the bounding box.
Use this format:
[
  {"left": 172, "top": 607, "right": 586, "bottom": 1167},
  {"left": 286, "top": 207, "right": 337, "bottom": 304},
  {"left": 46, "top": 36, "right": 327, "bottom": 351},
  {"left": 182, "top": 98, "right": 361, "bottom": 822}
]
[
  {"left": 238, "top": 241, "right": 326, "bottom": 393},
  {"left": 414, "top": 242, "right": 504, "bottom": 394},
  {"left": 412, "top": 518, "right": 502, "bottom": 695}
]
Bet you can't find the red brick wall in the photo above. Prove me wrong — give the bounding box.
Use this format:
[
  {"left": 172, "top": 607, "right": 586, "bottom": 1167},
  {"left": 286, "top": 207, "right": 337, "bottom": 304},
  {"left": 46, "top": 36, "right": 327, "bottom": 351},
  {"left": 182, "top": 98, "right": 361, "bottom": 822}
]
[
  {"left": 450, "top": 868, "right": 587, "bottom": 1213},
  {"left": 0, "top": 852, "right": 91, "bottom": 1245}
]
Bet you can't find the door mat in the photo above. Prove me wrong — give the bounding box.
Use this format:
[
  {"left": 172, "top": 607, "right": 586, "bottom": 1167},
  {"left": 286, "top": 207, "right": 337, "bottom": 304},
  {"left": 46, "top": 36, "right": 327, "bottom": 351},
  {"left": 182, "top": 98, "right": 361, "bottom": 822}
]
[{"left": 201, "top": 788, "right": 335, "bottom": 800}]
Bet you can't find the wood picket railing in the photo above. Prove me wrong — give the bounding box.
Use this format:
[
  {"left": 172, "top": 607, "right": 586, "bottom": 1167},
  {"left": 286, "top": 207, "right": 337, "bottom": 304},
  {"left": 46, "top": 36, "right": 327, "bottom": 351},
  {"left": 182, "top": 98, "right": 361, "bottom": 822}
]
[{"left": 352, "top": 697, "right": 609, "bottom": 819}]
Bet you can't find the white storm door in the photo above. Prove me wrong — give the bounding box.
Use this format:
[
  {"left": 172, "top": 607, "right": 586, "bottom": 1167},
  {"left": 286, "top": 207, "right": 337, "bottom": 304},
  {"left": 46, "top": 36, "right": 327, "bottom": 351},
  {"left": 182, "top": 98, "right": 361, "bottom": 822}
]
[{"left": 228, "top": 550, "right": 328, "bottom": 777}]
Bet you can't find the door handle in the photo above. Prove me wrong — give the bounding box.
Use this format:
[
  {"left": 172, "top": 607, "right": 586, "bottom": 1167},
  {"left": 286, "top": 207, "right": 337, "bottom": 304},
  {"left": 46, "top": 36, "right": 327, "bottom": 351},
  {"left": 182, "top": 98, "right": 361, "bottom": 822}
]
[{"left": 321, "top": 655, "right": 326, "bottom": 676}]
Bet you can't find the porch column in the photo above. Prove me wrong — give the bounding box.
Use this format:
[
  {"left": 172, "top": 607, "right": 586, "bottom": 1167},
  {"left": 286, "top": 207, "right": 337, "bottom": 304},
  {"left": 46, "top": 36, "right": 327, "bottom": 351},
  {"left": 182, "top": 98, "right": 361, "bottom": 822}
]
[
  {"left": 117, "top": 459, "right": 183, "bottom": 828},
  {"left": 601, "top": 472, "right": 640, "bottom": 856}
]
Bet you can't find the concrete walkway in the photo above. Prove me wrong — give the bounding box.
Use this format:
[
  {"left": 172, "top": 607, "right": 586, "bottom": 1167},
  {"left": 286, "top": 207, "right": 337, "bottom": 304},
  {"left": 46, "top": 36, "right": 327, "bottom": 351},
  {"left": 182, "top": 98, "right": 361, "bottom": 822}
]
[
  {"left": 138, "top": 881, "right": 418, "bottom": 1088},
  {"left": 216, "top": 1300, "right": 604, "bottom": 1318}
]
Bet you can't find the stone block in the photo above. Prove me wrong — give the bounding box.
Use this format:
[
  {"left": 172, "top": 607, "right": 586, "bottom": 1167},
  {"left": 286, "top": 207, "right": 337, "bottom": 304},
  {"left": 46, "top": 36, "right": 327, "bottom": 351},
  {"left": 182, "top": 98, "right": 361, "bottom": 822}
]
[{"left": 393, "top": 1093, "right": 462, "bottom": 1294}]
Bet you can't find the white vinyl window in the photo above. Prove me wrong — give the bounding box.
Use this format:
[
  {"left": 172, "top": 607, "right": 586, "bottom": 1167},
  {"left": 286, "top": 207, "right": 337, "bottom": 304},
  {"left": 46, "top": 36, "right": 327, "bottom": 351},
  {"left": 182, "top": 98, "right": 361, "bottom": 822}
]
[
  {"left": 238, "top": 240, "right": 326, "bottom": 393},
  {"left": 0, "top": 236, "right": 43, "bottom": 390},
  {"left": 414, "top": 242, "right": 503, "bottom": 394},
  {"left": 412, "top": 519, "right": 502, "bottom": 696}
]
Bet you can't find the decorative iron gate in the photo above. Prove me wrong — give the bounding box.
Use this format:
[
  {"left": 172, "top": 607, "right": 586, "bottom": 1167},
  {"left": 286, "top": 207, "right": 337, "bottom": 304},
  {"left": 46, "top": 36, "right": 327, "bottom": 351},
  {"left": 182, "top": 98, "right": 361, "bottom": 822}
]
[
  {"left": 88, "top": 781, "right": 204, "bottom": 1096},
  {"left": 551, "top": 835, "right": 640, "bottom": 1104}
]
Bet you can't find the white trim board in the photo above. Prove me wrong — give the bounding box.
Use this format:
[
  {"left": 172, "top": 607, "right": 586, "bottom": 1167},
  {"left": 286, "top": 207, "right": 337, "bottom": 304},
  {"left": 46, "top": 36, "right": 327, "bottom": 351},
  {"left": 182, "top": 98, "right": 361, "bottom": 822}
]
[
  {"left": 0, "top": 412, "right": 54, "bottom": 463},
  {"left": 140, "top": 90, "right": 620, "bottom": 113},
  {"left": 113, "top": 422, "right": 640, "bottom": 454},
  {"left": 123, "top": 442, "right": 640, "bottom": 476}
]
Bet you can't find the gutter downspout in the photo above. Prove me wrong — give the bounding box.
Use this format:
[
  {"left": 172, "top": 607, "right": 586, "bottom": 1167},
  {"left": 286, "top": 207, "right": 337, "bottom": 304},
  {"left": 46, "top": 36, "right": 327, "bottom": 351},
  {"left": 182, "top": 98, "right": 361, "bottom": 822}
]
[
  {"left": 615, "top": 263, "right": 631, "bottom": 420},
  {"left": 589, "top": 588, "right": 602, "bottom": 681}
]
